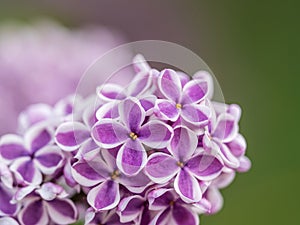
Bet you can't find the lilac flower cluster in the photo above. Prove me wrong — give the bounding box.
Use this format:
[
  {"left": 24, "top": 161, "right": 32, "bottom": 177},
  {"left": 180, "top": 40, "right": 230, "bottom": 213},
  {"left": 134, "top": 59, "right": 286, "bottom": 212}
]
[{"left": 0, "top": 55, "right": 251, "bottom": 225}]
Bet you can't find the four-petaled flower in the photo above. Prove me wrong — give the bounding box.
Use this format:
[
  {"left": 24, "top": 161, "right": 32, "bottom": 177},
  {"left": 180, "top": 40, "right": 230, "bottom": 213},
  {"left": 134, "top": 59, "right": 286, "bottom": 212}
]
[
  {"left": 203, "top": 103, "right": 251, "bottom": 170},
  {"left": 156, "top": 69, "right": 211, "bottom": 126},
  {"left": 15, "top": 182, "right": 78, "bottom": 225},
  {"left": 148, "top": 188, "right": 209, "bottom": 225},
  {"left": 92, "top": 97, "right": 173, "bottom": 176},
  {"left": 0, "top": 124, "right": 64, "bottom": 185},
  {"left": 71, "top": 149, "right": 151, "bottom": 211},
  {"left": 145, "top": 126, "right": 223, "bottom": 203}
]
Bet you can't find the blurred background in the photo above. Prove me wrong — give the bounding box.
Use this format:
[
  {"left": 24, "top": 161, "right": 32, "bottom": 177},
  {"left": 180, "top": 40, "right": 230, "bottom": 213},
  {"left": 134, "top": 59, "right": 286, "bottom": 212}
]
[{"left": 0, "top": 0, "right": 299, "bottom": 224}]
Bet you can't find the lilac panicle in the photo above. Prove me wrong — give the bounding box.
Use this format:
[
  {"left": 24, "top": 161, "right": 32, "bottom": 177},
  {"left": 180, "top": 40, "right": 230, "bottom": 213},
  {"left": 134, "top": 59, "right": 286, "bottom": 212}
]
[{"left": 0, "top": 54, "right": 251, "bottom": 225}]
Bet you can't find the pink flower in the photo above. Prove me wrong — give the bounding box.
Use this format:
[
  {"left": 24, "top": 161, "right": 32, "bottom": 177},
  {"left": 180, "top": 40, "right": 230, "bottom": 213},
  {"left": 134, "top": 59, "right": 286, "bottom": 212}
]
[{"left": 0, "top": 20, "right": 127, "bottom": 135}]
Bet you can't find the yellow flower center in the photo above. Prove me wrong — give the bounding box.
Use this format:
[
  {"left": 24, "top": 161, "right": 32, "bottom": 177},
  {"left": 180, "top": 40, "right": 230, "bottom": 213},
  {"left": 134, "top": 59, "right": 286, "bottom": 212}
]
[
  {"left": 177, "top": 161, "right": 184, "bottom": 168},
  {"left": 176, "top": 103, "right": 182, "bottom": 109},
  {"left": 111, "top": 170, "right": 120, "bottom": 180},
  {"left": 129, "top": 132, "right": 138, "bottom": 141}
]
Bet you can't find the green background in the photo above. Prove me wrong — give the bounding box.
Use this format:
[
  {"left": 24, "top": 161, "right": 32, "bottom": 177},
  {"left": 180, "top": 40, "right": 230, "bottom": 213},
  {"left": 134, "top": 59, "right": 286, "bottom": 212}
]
[{"left": 0, "top": 1, "right": 299, "bottom": 224}]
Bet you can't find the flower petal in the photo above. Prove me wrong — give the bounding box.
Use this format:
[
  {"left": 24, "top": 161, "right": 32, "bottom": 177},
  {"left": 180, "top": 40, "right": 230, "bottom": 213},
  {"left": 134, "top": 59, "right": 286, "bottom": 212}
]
[
  {"left": 193, "top": 70, "right": 214, "bottom": 100},
  {"left": 174, "top": 169, "right": 202, "bottom": 203},
  {"left": 181, "top": 104, "right": 210, "bottom": 126},
  {"left": 212, "top": 171, "right": 236, "bottom": 189},
  {"left": 10, "top": 157, "right": 42, "bottom": 185},
  {"left": 35, "top": 182, "right": 64, "bottom": 201},
  {"left": 13, "top": 186, "right": 36, "bottom": 202},
  {"left": 0, "top": 135, "right": 28, "bottom": 163},
  {"left": 182, "top": 79, "right": 208, "bottom": 104},
  {"left": 116, "top": 140, "right": 147, "bottom": 176},
  {"left": 0, "top": 164, "right": 13, "bottom": 188},
  {"left": 82, "top": 103, "right": 99, "bottom": 128},
  {"left": 24, "top": 124, "right": 52, "bottom": 153},
  {"left": 149, "top": 208, "right": 171, "bottom": 225},
  {"left": 0, "top": 185, "right": 18, "bottom": 216},
  {"left": 127, "top": 71, "right": 152, "bottom": 97},
  {"left": 97, "top": 83, "right": 127, "bottom": 101},
  {"left": 204, "top": 187, "right": 224, "bottom": 214},
  {"left": 55, "top": 122, "right": 90, "bottom": 151},
  {"left": 0, "top": 217, "right": 19, "bottom": 225},
  {"left": 118, "top": 170, "right": 151, "bottom": 193},
  {"left": 100, "top": 149, "right": 117, "bottom": 171},
  {"left": 172, "top": 204, "right": 199, "bottom": 225},
  {"left": 139, "top": 120, "right": 173, "bottom": 149},
  {"left": 217, "top": 141, "right": 240, "bottom": 169},
  {"left": 237, "top": 156, "right": 251, "bottom": 173},
  {"left": 34, "top": 146, "right": 64, "bottom": 174},
  {"left": 186, "top": 154, "right": 223, "bottom": 181},
  {"left": 18, "top": 103, "right": 53, "bottom": 133},
  {"left": 140, "top": 95, "right": 157, "bottom": 115},
  {"left": 132, "top": 54, "right": 151, "bottom": 73},
  {"left": 117, "top": 195, "right": 145, "bottom": 223},
  {"left": 177, "top": 71, "right": 190, "bottom": 87},
  {"left": 227, "top": 134, "right": 247, "bottom": 157},
  {"left": 213, "top": 113, "right": 238, "bottom": 142},
  {"left": 202, "top": 132, "right": 219, "bottom": 151},
  {"left": 167, "top": 126, "right": 198, "bottom": 161},
  {"left": 119, "top": 98, "right": 145, "bottom": 132},
  {"left": 148, "top": 188, "right": 174, "bottom": 211},
  {"left": 95, "top": 102, "right": 119, "bottom": 120},
  {"left": 18, "top": 198, "right": 48, "bottom": 225},
  {"left": 46, "top": 199, "right": 78, "bottom": 224},
  {"left": 158, "top": 69, "right": 182, "bottom": 102},
  {"left": 75, "top": 139, "right": 99, "bottom": 160},
  {"left": 87, "top": 180, "right": 120, "bottom": 211},
  {"left": 227, "top": 104, "right": 242, "bottom": 121},
  {"left": 145, "top": 153, "right": 179, "bottom": 184},
  {"left": 71, "top": 160, "right": 106, "bottom": 187},
  {"left": 63, "top": 158, "right": 78, "bottom": 187},
  {"left": 156, "top": 99, "right": 180, "bottom": 121},
  {"left": 91, "top": 119, "right": 128, "bottom": 148}
]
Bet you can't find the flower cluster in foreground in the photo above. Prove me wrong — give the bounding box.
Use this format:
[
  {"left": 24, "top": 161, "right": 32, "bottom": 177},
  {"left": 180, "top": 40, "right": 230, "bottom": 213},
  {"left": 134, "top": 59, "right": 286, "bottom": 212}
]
[{"left": 0, "top": 55, "right": 251, "bottom": 225}]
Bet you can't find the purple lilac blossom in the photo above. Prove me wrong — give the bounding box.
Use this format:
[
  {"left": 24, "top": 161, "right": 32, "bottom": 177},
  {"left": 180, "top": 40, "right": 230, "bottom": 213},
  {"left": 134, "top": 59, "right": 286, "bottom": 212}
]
[
  {"left": 0, "top": 20, "right": 128, "bottom": 135},
  {"left": 0, "top": 54, "right": 251, "bottom": 225}
]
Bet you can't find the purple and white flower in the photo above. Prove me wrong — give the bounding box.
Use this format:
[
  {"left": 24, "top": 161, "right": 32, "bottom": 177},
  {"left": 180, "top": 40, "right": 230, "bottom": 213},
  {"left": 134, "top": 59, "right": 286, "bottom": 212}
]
[
  {"left": 16, "top": 183, "right": 77, "bottom": 225},
  {"left": 0, "top": 124, "right": 64, "bottom": 185},
  {"left": 145, "top": 126, "right": 223, "bottom": 203},
  {"left": 148, "top": 188, "right": 206, "bottom": 225},
  {"left": 203, "top": 103, "right": 251, "bottom": 170},
  {"left": 0, "top": 183, "right": 19, "bottom": 217},
  {"left": 156, "top": 69, "right": 211, "bottom": 126},
  {"left": 72, "top": 149, "right": 151, "bottom": 211}
]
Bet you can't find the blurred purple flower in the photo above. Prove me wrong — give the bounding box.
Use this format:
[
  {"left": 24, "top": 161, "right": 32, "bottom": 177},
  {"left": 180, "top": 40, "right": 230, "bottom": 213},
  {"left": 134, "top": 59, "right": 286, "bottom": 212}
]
[
  {"left": 15, "top": 182, "right": 77, "bottom": 225},
  {"left": 0, "top": 184, "right": 19, "bottom": 217},
  {"left": 0, "top": 20, "right": 125, "bottom": 134},
  {"left": 0, "top": 123, "right": 64, "bottom": 185}
]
